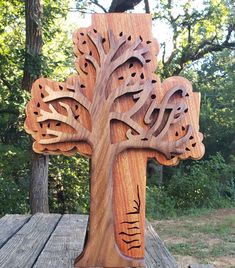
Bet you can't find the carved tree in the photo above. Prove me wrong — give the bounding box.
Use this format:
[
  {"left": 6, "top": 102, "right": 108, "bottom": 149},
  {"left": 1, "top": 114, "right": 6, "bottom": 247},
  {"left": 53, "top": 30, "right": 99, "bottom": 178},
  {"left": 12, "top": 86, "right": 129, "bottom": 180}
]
[{"left": 25, "top": 14, "right": 204, "bottom": 267}]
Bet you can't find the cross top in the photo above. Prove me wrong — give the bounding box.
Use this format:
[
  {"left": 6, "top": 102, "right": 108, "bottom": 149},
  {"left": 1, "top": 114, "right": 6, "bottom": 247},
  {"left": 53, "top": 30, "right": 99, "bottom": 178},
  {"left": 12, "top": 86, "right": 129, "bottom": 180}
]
[{"left": 25, "top": 14, "right": 204, "bottom": 267}]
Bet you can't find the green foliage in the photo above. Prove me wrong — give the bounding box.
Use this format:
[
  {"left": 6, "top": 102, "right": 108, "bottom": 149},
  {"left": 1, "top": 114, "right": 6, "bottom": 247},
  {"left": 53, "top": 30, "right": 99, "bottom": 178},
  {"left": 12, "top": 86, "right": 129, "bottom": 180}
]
[
  {"left": 154, "top": 0, "right": 234, "bottom": 77},
  {"left": 147, "top": 154, "right": 235, "bottom": 219},
  {"left": 146, "top": 186, "right": 176, "bottom": 219},
  {"left": 168, "top": 154, "right": 235, "bottom": 209},
  {"left": 48, "top": 155, "right": 90, "bottom": 214},
  {"left": 0, "top": 145, "right": 30, "bottom": 215}
]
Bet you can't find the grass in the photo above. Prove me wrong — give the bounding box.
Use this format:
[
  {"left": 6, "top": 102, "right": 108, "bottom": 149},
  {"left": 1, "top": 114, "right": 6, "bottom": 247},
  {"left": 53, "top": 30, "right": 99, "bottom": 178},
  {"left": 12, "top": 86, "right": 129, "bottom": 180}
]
[{"left": 151, "top": 208, "right": 235, "bottom": 267}]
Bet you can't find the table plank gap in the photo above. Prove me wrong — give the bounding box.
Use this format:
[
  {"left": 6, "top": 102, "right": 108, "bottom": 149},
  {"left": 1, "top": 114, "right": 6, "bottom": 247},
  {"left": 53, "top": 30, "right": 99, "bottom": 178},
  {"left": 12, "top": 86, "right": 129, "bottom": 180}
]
[
  {"left": 33, "top": 214, "right": 89, "bottom": 268},
  {"left": 0, "top": 214, "right": 31, "bottom": 249},
  {"left": 31, "top": 214, "right": 63, "bottom": 267},
  {"left": 0, "top": 213, "right": 61, "bottom": 268}
]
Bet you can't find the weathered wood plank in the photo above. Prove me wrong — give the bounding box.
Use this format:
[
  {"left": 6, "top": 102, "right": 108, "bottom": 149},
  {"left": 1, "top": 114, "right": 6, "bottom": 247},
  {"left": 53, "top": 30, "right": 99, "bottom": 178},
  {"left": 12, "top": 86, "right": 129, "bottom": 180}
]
[
  {"left": 189, "top": 265, "right": 215, "bottom": 268},
  {"left": 33, "top": 214, "right": 89, "bottom": 268},
  {"left": 0, "top": 214, "right": 31, "bottom": 249},
  {"left": 145, "top": 221, "right": 179, "bottom": 268},
  {"left": 0, "top": 215, "right": 180, "bottom": 267},
  {"left": 0, "top": 213, "right": 61, "bottom": 268}
]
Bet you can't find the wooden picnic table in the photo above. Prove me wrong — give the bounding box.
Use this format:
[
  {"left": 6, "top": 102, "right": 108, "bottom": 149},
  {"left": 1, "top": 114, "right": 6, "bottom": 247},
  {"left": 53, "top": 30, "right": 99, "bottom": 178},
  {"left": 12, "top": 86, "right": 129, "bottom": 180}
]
[{"left": 0, "top": 213, "right": 179, "bottom": 268}]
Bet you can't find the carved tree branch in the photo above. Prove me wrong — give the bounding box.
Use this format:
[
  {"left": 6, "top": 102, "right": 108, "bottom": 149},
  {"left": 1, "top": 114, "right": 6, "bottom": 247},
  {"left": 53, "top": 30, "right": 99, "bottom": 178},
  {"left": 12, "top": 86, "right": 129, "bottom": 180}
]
[
  {"left": 108, "top": 77, "right": 140, "bottom": 103},
  {"left": 109, "top": 112, "right": 143, "bottom": 135},
  {"left": 37, "top": 102, "right": 92, "bottom": 145},
  {"left": 43, "top": 85, "right": 92, "bottom": 112},
  {"left": 116, "top": 125, "right": 193, "bottom": 159},
  {"left": 110, "top": 38, "right": 148, "bottom": 74},
  {"left": 88, "top": 31, "right": 105, "bottom": 61},
  {"left": 145, "top": 86, "right": 189, "bottom": 137}
]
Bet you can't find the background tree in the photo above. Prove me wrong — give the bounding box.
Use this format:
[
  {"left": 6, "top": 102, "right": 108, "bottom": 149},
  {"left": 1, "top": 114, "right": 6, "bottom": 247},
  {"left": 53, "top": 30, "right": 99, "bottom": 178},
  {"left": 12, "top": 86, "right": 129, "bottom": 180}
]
[{"left": 22, "top": 0, "right": 50, "bottom": 213}]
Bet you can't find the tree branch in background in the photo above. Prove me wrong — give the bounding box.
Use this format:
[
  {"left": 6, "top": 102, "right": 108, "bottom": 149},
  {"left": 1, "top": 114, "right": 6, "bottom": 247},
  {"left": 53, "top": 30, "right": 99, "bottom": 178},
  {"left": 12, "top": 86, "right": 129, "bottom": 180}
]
[
  {"left": 144, "top": 0, "right": 150, "bottom": 13},
  {"left": 90, "top": 0, "right": 107, "bottom": 13},
  {"left": 173, "top": 24, "right": 235, "bottom": 75},
  {"left": 109, "top": 0, "right": 142, "bottom": 12}
]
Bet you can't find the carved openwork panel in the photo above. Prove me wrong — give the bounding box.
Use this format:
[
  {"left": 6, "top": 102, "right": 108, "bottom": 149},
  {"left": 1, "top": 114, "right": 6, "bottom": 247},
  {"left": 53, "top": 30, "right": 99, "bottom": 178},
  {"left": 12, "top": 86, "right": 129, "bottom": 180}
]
[{"left": 25, "top": 14, "right": 204, "bottom": 267}]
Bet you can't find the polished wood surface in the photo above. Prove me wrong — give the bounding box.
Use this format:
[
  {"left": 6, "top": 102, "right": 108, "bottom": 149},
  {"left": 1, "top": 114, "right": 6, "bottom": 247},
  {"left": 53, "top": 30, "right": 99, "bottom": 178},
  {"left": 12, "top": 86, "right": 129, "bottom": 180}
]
[{"left": 25, "top": 14, "right": 204, "bottom": 267}]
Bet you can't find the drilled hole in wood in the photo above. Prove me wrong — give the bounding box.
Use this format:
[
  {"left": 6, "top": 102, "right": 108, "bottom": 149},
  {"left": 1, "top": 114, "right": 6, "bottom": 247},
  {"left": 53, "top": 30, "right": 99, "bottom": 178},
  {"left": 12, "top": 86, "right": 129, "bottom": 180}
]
[
  {"left": 128, "top": 35, "right": 131, "bottom": 41},
  {"left": 41, "top": 93, "right": 44, "bottom": 98},
  {"left": 118, "top": 76, "right": 124, "bottom": 80},
  {"left": 119, "top": 32, "right": 123, "bottom": 36},
  {"left": 59, "top": 85, "right": 63, "bottom": 90},
  {"left": 151, "top": 80, "right": 157, "bottom": 84},
  {"left": 80, "top": 84, "right": 86, "bottom": 88},
  {"left": 190, "top": 136, "right": 194, "bottom": 140},
  {"left": 140, "top": 73, "right": 144, "bottom": 79},
  {"left": 175, "top": 131, "right": 179, "bottom": 136},
  {"left": 93, "top": 29, "right": 97, "bottom": 33},
  {"left": 146, "top": 59, "right": 151, "bottom": 63},
  {"left": 131, "top": 72, "right": 136, "bottom": 77},
  {"left": 192, "top": 143, "right": 196, "bottom": 147},
  {"left": 182, "top": 126, "right": 185, "bottom": 131},
  {"left": 186, "top": 147, "right": 190, "bottom": 151},
  {"left": 184, "top": 108, "right": 188, "bottom": 113},
  {"left": 37, "top": 102, "right": 40, "bottom": 107},
  {"left": 34, "top": 111, "right": 38, "bottom": 115},
  {"left": 146, "top": 40, "right": 152, "bottom": 44},
  {"left": 174, "top": 114, "right": 180, "bottom": 119},
  {"left": 82, "top": 40, "right": 86, "bottom": 45},
  {"left": 151, "top": 94, "right": 156, "bottom": 99},
  {"left": 39, "top": 85, "right": 42, "bottom": 89},
  {"left": 129, "top": 63, "right": 134, "bottom": 68},
  {"left": 56, "top": 122, "right": 61, "bottom": 126}
]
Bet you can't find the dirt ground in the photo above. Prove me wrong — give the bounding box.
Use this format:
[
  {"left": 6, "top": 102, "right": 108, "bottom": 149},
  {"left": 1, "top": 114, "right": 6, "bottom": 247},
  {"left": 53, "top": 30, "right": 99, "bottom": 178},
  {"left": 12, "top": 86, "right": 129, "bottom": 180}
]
[{"left": 152, "top": 208, "right": 235, "bottom": 268}]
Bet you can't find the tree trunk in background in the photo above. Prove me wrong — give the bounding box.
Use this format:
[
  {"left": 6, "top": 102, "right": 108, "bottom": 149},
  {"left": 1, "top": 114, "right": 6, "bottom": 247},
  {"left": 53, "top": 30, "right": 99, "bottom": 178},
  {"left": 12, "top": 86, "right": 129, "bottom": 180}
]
[
  {"left": 22, "top": 0, "right": 49, "bottom": 213},
  {"left": 147, "top": 160, "right": 163, "bottom": 186},
  {"left": 30, "top": 153, "right": 49, "bottom": 213}
]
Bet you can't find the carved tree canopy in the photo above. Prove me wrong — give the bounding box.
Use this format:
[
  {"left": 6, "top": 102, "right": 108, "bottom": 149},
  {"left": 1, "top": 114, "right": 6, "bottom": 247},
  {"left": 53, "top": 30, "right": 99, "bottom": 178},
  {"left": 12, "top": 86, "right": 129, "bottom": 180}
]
[
  {"left": 24, "top": 14, "right": 204, "bottom": 267},
  {"left": 25, "top": 27, "right": 204, "bottom": 164}
]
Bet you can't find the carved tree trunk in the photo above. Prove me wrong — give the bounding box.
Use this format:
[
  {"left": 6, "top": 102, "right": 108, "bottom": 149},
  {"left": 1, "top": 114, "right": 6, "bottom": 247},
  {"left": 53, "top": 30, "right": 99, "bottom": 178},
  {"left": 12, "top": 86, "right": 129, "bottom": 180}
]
[{"left": 22, "top": 0, "right": 49, "bottom": 213}]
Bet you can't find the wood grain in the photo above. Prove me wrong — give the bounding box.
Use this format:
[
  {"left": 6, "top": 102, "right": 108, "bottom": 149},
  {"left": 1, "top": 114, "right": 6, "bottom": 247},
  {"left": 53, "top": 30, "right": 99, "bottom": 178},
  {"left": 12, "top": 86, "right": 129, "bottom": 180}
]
[
  {"left": 0, "top": 214, "right": 31, "bottom": 248},
  {"left": 0, "top": 214, "right": 180, "bottom": 268},
  {"left": 0, "top": 213, "right": 61, "bottom": 267},
  {"left": 145, "top": 221, "right": 179, "bottom": 268},
  {"left": 34, "top": 214, "right": 88, "bottom": 268},
  {"left": 24, "top": 13, "right": 205, "bottom": 267}
]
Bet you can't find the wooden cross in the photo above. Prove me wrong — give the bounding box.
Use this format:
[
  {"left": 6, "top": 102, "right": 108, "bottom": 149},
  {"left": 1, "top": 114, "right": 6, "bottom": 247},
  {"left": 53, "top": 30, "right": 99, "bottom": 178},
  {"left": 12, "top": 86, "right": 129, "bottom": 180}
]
[{"left": 25, "top": 14, "right": 204, "bottom": 267}]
